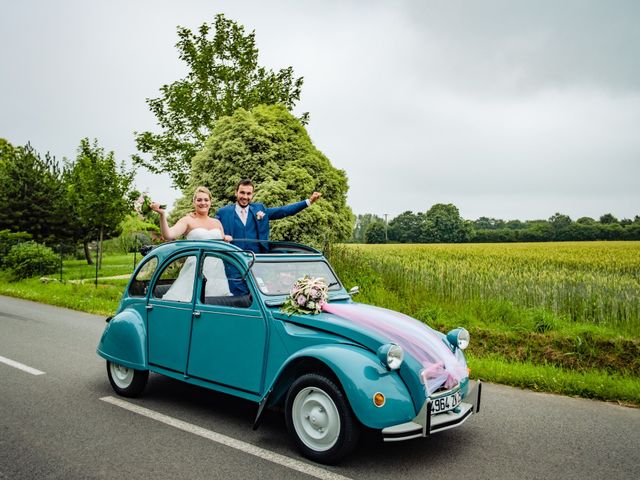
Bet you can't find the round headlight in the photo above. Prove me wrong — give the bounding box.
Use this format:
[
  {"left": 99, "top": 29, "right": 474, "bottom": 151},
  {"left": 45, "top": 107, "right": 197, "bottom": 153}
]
[
  {"left": 447, "top": 328, "right": 470, "bottom": 350},
  {"left": 377, "top": 343, "right": 404, "bottom": 370}
]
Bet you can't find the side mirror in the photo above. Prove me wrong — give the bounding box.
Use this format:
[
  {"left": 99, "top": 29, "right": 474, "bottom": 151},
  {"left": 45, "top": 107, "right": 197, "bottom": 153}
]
[{"left": 349, "top": 286, "right": 360, "bottom": 296}]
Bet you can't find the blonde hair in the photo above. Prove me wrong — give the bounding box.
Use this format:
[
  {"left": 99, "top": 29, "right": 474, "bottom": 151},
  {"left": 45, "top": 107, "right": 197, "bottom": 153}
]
[{"left": 192, "top": 186, "right": 212, "bottom": 202}]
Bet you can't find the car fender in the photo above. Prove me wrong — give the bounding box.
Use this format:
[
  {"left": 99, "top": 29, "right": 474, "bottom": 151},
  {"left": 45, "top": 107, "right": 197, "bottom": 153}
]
[
  {"left": 270, "top": 344, "right": 416, "bottom": 430},
  {"left": 96, "top": 308, "right": 147, "bottom": 370}
]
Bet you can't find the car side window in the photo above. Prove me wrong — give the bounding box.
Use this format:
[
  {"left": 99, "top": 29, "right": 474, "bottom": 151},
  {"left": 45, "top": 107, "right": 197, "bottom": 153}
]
[
  {"left": 128, "top": 256, "right": 158, "bottom": 297},
  {"left": 153, "top": 255, "right": 197, "bottom": 303},
  {"left": 200, "top": 256, "right": 252, "bottom": 308}
]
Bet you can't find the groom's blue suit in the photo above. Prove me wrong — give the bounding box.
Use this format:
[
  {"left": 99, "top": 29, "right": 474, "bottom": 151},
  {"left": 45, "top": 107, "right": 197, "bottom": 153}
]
[{"left": 215, "top": 200, "right": 308, "bottom": 253}]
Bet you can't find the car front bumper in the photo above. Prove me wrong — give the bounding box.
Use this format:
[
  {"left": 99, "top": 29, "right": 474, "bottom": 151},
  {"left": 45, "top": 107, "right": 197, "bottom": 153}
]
[{"left": 381, "top": 379, "right": 482, "bottom": 442}]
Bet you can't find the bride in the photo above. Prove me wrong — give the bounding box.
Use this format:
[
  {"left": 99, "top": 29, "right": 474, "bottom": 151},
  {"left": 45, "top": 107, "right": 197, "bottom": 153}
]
[{"left": 150, "top": 186, "right": 231, "bottom": 301}]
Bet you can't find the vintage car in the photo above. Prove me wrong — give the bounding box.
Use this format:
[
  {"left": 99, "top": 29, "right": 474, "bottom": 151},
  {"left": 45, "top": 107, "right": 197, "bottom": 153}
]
[{"left": 97, "top": 240, "right": 481, "bottom": 464}]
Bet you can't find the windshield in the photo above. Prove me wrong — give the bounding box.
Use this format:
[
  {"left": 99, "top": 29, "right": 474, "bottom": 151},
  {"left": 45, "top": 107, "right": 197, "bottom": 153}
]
[{"left": 251, "top": 260, "right": 342, "bottom": 296}]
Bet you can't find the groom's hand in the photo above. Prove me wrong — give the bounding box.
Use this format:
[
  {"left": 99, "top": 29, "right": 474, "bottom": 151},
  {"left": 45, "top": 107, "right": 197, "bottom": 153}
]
[{"left": 309, "top": 192, "right": 322, "bottom": 204}]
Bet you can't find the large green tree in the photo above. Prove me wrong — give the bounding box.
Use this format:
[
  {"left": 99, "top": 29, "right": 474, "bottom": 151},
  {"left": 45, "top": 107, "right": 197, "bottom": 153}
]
[
  {"left": 65, "top": 139, "right": 134, "bottom": 265},
  {"left": 599, "top": 213, "right": 619, "bottom": 224},
  {"left": 549, "top": 212, "right": 573, "bottom": 240},
  {"left": 388, "top": 211, "right": 424, "bottom": 243},
  {"left": 179, "top": 104, "right": 353, "bottom": 246},
  {"left": 134, "top": 14, "right": 306, "bottom": 189},
  {"left": 365, "top": 221, "right": 387, "bottom": 244},
  {"left": 422, "top": 203, "right": 471, "bottom": 243}
]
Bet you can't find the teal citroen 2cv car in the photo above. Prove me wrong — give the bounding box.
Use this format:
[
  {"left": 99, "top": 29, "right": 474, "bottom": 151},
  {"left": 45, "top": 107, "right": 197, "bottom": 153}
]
[{"left": 97, "top": 240, "right": 481, "bottom": 464}]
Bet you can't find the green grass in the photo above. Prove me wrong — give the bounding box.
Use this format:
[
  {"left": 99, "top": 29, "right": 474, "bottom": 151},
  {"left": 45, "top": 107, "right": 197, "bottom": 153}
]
[
  {"left": 0, "top": 274, "right": 122, "bottom": 316},
  {"left": 57, "top": 254, "right": 138, "bottom": 280},
  {"left": 469, "top": 354, "right": 640, "bottom": 405}
]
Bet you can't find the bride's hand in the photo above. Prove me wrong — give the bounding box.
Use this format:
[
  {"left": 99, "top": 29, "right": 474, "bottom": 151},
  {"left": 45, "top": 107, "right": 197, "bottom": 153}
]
[
  {"left": 223, "top": 235, "right": 233, "bottom": 243},
  {"left": 150, "top": 202, "right": 165, "bottom": 214}
]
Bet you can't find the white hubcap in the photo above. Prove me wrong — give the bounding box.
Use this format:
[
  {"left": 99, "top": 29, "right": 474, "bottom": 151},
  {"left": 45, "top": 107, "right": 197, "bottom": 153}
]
[
  {"left": 110, "top": 363, "right": 133, "bottom": 389},
  {"left": 292, "top": 387, "right": 340, "bottom": 451}
]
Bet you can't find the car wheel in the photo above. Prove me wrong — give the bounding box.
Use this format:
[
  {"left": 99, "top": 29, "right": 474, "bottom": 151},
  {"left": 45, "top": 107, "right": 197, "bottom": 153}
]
[
  {"left": 106, "top": 361, "right": 149, "bottom": 398},
  {"left": 285, "top": 373, "right": 360, "bottom": 464}
]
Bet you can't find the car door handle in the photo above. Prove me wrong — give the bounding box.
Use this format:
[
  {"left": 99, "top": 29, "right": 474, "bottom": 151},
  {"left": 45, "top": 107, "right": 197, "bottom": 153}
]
[
  {"left": 193, "top": 311, "right": 201, "bottom": 318},
  {"left": 146, "top": 305, "right": 153, "bottom": 311}
]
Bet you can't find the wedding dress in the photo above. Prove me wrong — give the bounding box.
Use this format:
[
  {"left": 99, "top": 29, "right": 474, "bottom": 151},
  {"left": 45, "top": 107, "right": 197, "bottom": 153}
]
[{"left": 162, "top": 228, "right": 231, "bottom": 302}]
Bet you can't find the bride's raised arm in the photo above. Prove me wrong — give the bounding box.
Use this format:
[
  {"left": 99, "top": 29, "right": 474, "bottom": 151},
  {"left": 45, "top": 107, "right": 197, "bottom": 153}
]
[{"left": 151, "top": 202, "right": 189, "bottom": 241}]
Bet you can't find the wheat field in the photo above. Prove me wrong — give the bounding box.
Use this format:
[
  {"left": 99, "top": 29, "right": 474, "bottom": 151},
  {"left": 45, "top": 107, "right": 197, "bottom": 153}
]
[{"left": 333, "top": 241, "right": 640, "bottom": 336}]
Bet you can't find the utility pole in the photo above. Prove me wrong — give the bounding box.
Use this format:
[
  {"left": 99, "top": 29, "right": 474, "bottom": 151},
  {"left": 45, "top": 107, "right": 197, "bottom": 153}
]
[{"left": 384, "top": 213, "right": 389, "bottom": 243}]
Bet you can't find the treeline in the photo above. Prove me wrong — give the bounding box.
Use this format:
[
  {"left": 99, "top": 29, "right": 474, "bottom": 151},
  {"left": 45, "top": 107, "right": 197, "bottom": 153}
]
[{"left": 352, "top": 204, "right": 640, "bottom": 244}]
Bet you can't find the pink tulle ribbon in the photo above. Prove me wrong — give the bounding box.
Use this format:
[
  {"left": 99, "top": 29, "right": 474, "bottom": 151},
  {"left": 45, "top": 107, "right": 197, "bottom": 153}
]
[
  {"left": 420, "top": 362, "right": 458, "bottom": 390},
  {"left": 321, "top": 303, "right": 467, "bottom": 395}
]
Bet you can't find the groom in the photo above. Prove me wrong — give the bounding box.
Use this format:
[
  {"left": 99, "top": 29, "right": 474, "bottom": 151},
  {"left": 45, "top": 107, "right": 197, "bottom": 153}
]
[{"left": 215, "top": 179, "right": 322, "bottom": 253}]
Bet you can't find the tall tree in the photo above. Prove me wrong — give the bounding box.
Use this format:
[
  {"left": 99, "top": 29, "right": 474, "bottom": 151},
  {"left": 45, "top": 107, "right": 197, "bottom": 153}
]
[
  {"left": 133, "top": 14, "right": 306, "bottom": 189},
  {"left": 66, "top": 139, "right": 134, "bottom": 266},
  {"left": 365, "top": 221, "right": 387, "bottom": 244},
  {"left": 599, "top": 213, "right": 619, "bottom": 224},
  {"left": 180, "top": 104, "right": 353, "bottom": 246},
  {"left": 422, "top": 203, "right": 471, "bottom": 243},
  {"left": 0, "top": 140, "right": 69, "bottom": 244},
  {"left": 388, "top": 211, "right": 423, "bottom": 243},
  {"left": 549, "top": 212, "right": 572, "bottom": 240}
]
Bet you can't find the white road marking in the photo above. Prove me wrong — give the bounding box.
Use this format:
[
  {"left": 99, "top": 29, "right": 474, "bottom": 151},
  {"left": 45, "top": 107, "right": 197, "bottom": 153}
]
[
  {"left": 100, "top": 396, "right": 353, "bottom": 480},
  {"left": 0, "top": 355, "right": 45, "bottom": 375}
]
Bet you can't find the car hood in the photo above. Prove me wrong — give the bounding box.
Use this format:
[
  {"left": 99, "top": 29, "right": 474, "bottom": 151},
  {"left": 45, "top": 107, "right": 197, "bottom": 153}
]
[{"left": 273, "top": 302, "right": 468, "bottom": 395}]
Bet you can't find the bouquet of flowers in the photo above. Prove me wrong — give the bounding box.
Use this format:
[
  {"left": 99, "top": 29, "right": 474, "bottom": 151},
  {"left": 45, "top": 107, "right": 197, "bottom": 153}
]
[
  {"left": 282, "top": 275, "right": 329, "bottom": 315},
  {"left": 134, "top": 192, "right": 165, "bottom": 216}
]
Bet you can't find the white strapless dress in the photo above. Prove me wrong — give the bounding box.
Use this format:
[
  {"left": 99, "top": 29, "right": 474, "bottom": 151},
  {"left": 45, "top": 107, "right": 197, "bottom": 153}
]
[
  {"left": 186, "top": 227, "right": 223, "bottom": 241},
  {"left": 162, "top": 228, "right": 231, "bottom": 301}
]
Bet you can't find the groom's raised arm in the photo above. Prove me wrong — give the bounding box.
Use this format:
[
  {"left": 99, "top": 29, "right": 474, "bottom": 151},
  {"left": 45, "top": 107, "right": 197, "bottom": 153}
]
[{"left": 265, "top": 192, "right": 322, "bottom": 220}]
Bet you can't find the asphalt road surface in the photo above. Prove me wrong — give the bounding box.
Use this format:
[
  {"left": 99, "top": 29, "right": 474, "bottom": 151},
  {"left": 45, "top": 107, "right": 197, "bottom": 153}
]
[{"left": 1, "top": 295, "right": 638, "bottom": 480}]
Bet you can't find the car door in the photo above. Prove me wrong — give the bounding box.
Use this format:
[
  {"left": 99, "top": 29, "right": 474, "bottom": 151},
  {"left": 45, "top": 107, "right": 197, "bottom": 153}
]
[
  {"left": 147, "top": 251, "right": 198, "bottom": 373},
  {"left": 187, "top": 254, "right": 267, "bottom": 394}
]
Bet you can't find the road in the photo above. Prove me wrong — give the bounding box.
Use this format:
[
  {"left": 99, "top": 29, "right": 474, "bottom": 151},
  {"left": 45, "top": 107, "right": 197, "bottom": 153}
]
[{"left": 1, "top": 295, "right": 638, "bottom": 480}]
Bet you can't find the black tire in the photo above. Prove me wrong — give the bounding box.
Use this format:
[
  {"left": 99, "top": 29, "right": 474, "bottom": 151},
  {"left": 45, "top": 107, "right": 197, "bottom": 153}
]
[
  {"left": 285, "top": 373, "right": 360, "bottom": 464},
  {"left": 106, "top": 361, "right": 149, "bottom": 398}
]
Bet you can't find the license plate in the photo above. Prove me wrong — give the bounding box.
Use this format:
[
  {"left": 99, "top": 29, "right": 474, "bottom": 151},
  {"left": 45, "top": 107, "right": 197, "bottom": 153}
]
[{"left": 430, "top": 390, "right": 462, "bottom": 414}]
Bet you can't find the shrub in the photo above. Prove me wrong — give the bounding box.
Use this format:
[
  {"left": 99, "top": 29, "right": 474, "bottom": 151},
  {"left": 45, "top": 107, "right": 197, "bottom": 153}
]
[
  {"left": 0, "top": 230, "right": 32, "bottom": 268},
  {"left": 113, "top": 214, "right": 160, "bottom": 254},
  {"left": 5, "top": 241, "right": 59, "bottom": 280}
]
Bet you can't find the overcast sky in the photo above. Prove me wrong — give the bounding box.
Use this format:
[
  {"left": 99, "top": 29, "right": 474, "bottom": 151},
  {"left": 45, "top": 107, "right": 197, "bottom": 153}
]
[{"left": 1, "top": 0, "right": 639, "bottom": 221}]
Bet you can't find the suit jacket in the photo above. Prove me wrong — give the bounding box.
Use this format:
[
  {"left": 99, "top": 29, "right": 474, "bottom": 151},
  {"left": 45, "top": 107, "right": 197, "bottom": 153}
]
[{"left": 215, "top": 200, "right": 308, "bottom": 253}]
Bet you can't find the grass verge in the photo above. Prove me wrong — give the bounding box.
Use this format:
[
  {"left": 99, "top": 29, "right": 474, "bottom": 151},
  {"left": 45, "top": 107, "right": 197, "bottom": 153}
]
[
  {"left": 0, "top": 252, "right": 131, "bottom": 317},
  {"left": 0, "top": 275, "right": 122, "bottom": 316},
  {"left": 469, "top": 354, "right": 640, "bottom": 406}
]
